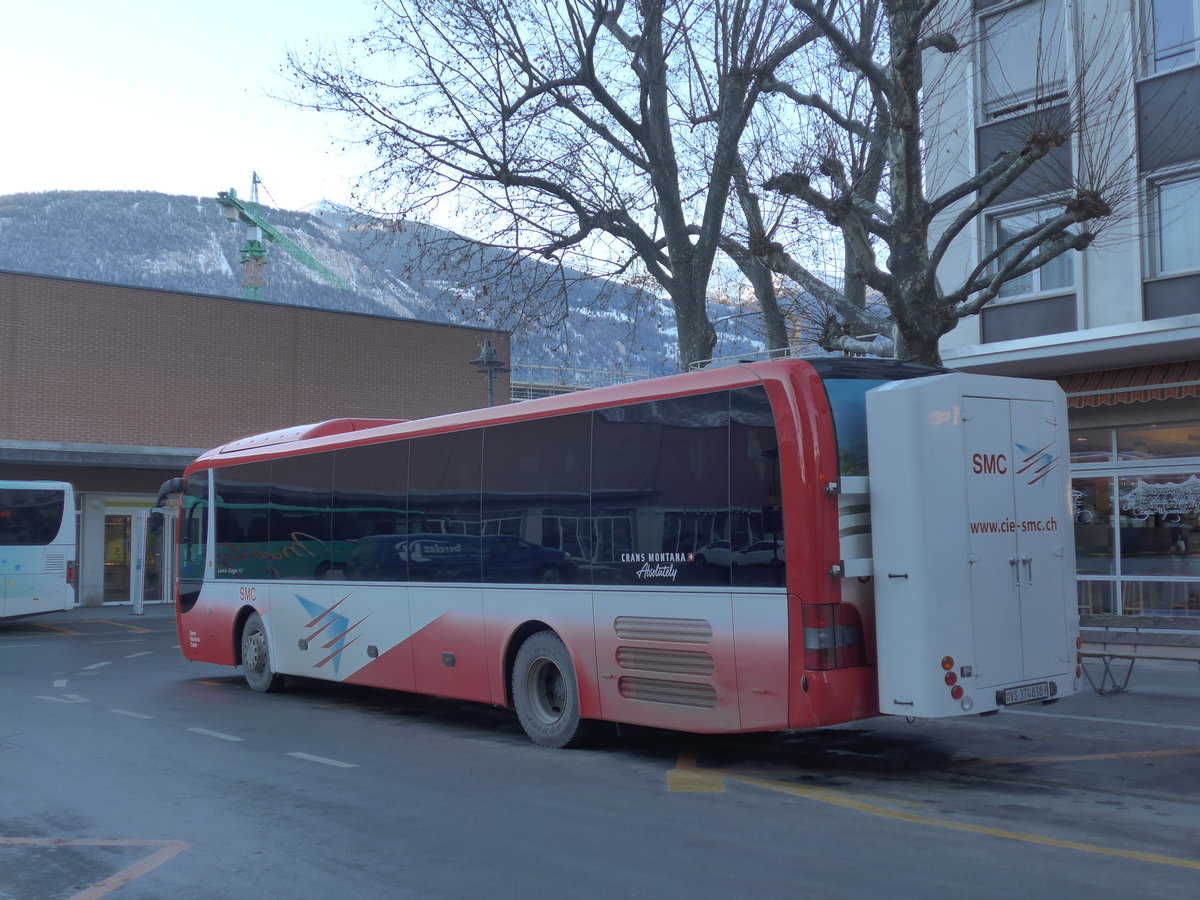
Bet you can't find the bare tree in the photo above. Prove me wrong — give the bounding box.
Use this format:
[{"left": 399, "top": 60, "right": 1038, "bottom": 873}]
[
  {"left": 286, "top": 0, "right": 823, "bottom": 370},
  {"left": 745, "top": 0, "right": 1132, "bottom": 364}
]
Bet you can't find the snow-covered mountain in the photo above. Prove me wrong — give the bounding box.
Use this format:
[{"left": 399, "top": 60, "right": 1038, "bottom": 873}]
[{"left": 0, "top": 190, "right": 770, "bottom": 383}]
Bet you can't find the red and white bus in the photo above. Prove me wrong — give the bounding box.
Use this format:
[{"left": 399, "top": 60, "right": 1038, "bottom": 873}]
[{"left": 159, "top": 358, "right": 1081, "bottom": 746}]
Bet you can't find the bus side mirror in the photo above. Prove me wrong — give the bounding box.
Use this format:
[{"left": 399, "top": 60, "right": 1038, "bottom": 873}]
[
  {"left": 156, "top": 476, "right": 185, "bottom": 508},
  {"left": 148, "top": 510, "right": 165, "bottom": 534}
]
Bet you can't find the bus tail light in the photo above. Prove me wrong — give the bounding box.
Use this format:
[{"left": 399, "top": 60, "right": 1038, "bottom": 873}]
[
  {"left": 66, "top": 560, "right": 76, "bottom": 585},
  {"left": 803, "top": 604, "right": 865, "bottom": 670}
]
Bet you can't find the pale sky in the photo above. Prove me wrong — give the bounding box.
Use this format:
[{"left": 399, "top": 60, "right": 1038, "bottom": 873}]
[{"left": 1, "top": 0, "right": 381, "bottom": 212}]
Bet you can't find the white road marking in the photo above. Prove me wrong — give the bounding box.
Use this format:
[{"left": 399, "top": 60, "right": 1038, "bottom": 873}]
[
  {"left": 54, "top": 679, "right": 68, "bottom": 688},
  {"left": 287, "top": 752, "right": 357, "bottom": 768},
  {"left": 94, "top": 639, "right": 144, "bottom": 644},
  {"left": 124, "top": 651, "right": 153, "bottom": 659},
  {"left": 38, "top": 694, "right": 90, "bottom": 704},
  {"left": 110, "top": 709, "right": 154, "bottom": 719},
  {"left": 188, "top": 728, "right": 244, "bottom": 742},
  {"left": 1005, "top": 708, "right": 1200, "bottom": 732},
  {"left": 82, "top": 661, "right": 112, "bottom": 670}
]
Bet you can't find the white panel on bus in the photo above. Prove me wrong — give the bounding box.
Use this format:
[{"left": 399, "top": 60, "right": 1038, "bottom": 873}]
[{"left": 866, "top": 373, "right": 1079, "bottom": 718}]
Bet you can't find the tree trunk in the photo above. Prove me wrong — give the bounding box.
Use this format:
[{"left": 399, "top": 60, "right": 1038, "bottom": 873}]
[{"left": 671, "top": 276, "right": 718, "bottom": 371}]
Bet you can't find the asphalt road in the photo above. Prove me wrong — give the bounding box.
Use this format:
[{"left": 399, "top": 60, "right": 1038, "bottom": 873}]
[{"left": 2, "top": 605, "right": 1199, "bottom": 899}]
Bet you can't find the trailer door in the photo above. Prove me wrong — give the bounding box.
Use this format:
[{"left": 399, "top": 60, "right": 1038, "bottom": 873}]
[{"left": 964, "top": 396, "right": 1070, "bottom": 688}]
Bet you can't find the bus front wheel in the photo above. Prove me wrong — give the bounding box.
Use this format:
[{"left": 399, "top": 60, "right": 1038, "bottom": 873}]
[
  {"left": 241, "top": 612, "right": 284, "bottom": 693},
  {"left": 512, "top": 631, "right": 595, "bottom": 748}
]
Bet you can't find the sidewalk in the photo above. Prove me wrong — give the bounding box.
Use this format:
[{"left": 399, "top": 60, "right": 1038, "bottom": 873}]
[{"left": 23, "top": 602, "right": 177, "bottom": 626}]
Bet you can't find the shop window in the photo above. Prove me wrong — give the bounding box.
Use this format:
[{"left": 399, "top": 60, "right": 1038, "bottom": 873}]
[
  {"left": 1070, "top": 427, "right": 1115, "bottom": 464},
  {"left": 1073, "top": 476, "right": 1116, "bottom": 576},
  {"left": 1116, "top": 419, "right": 1200, "bottom": 460},
  {"left": 1077, "top": 580, "right": 1115, "bottom": 615}
]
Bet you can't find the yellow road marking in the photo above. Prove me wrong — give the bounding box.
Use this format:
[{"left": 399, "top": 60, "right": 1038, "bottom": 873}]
[
  {"left": 0, "top": 838, "right": 189, "bottom": 898},
  {"left": 91, "top": 619, "right": 151, "bottom": 634},
  {"left": 668, "top": 747, "right": 1200, "bottom": 870},
  {"left": 21, "top": 623, "right": 80, "bottom": 635},
  {"left": 728, "top": 773, "right": 1200, "bottom": 870}
]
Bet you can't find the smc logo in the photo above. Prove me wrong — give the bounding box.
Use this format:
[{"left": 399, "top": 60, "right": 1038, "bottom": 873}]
[{"left": 972, "top": 453, "right": 1008, "bottom": 475}]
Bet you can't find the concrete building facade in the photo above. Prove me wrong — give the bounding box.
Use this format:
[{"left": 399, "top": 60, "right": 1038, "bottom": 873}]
[
  {"left": 928, "top": 0, "right": 1200, "bottom": 616},
  {"left": 0, "top": 269, "right": 509, "bottom": 607}
]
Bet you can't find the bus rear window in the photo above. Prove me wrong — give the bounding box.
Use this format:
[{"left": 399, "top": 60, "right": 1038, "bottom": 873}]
[
  {"left": 817, "top": 361, "right": 945, "bottom": 475},
  {"left": 0, "top": 489, "right": 66, "bottom": 545},
  {"left": 822, "top": 379, "right": 886, "bottom": 476}
]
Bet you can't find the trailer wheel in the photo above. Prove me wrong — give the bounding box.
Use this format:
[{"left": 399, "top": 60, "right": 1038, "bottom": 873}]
[
  {"left": 512, "top": 631, "right": 594, "bottom": 748},
  {"left": 241, "top": 612, "right": 283, "bottom": 693}
]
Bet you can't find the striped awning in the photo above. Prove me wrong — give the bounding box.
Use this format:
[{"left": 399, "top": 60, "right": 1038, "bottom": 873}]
[{"left": 1057, "top": 361, "right": 1200, "bottom": 408}]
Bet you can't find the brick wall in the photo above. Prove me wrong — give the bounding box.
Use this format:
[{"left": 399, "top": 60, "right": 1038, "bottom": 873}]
[{"left": 0, "top": 271, "right": 510, "bottom": 452}]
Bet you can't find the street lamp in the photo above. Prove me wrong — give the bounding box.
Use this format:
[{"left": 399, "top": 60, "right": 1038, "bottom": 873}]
[{"left": 469, "top": 338, "right": 510, "bottom": 407}]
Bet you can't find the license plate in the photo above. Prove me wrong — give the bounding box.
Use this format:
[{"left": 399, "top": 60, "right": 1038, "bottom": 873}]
[{"left": 1003, "top": 681, "right": 1050, "bottom": 705}]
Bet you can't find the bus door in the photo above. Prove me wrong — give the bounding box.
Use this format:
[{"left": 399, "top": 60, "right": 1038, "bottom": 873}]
[{"left": 964, "top": 396, "right": 1072, "bottom": 687}]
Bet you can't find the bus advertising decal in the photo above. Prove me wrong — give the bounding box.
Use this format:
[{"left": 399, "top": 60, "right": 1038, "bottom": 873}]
[{"left": 296, "top": 594, "right": 367, "bottom": 676}]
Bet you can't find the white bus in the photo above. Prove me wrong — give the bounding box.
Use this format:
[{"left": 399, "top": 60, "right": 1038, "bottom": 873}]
[{"left": 0, "top": 480, "right": 76, "bottom": 618}]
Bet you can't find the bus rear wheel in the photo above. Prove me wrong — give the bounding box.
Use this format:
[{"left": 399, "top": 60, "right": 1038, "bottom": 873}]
[
  {"left": 512, "top": 631, "right": 595, "bottom": 748},
  {"left": 241, "top": 612, "right": 283, "bottom": 693}
]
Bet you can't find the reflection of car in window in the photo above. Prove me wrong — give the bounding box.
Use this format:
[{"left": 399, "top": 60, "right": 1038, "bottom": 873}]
[
  {"left": 695, "top": 539, "right": 784, "bottom": 567},
  {"left": 347, "top": 533, "right": 577, "bottom": 583},
  {"left": 734, "top": 540, "right": 785, "bottom": 567},
  {"left": 694, "top": 540, "right": 732, "bottom": 567}
]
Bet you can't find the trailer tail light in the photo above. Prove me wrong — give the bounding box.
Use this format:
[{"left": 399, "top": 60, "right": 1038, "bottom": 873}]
[{"left": 803, "top": 604, "right": 865, "bottom": 670}]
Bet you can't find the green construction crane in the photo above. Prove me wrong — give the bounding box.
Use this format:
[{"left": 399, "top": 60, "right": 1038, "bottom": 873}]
[{"left": 217, "top": 173, "right": 350, "bottom": 301}]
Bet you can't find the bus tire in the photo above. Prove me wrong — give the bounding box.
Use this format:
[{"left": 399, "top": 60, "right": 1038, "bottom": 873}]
[
  {"left": 512, "top": 631, "right": 594, "bottom": 748},
  {"left": 241, "top": 612, "right": 284, "bottom": 693}
]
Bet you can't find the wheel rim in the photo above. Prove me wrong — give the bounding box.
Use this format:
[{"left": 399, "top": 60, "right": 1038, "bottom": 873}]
[
  {"left": 244, "top": 628, "right": 267, "bottom": 674},
  {"left": 525, "top": 655, "right": 566, "bottom": 725}
]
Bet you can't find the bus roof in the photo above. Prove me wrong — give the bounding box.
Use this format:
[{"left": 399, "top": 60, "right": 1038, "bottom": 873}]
[{"left": 187, "top": 357, "right": 944, "bottom": 472}]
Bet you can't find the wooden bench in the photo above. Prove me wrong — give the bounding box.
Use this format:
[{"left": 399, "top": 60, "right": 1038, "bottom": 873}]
[{"left": 1079, "top": 614, "right": 1200, "bottom": 695}]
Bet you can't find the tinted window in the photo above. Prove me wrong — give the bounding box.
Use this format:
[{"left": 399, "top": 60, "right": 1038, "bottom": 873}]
[
  {"left": 270, "top": 454, "right": 333, "bottom": 580},
  {"left": 483, "top": 414, "right": 589, "bottom": 584},
  {"left": 409, "top": 431, "right": 483, "bottom": 581},
  {"left": 214, "top": 462, "right": 271, "bottom": 578},
  {"left": 334, "top": 441, "right": 408, "bottom": 581},
  {"left": 730, "top": 386, "right": 785, "bottom": 588},
  {"left": 591, "top": 393, "right": 730, "bottom": 587},
  {"left": 0, "top": 488, "right": 65, "bottom": 545}
]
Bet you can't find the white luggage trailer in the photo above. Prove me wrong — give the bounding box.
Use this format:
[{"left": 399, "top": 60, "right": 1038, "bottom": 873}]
[{"left": 867, "top": 373, "right": 1080, "bottom": 718}]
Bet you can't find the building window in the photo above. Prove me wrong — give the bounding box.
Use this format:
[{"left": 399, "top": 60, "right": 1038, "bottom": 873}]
[
  {"left": 1147, "top": 172, "right": 1200, "bottom": 276},
  {"left": 1144, "top": 0, "right": 1199, "bottom": 74},
  {"left": 991, "top": 207, "right": 1076, "bottom": 298},
  {"left": 1071, "top": 418, "right": 1200, "bottom": 617},
  {"left": 981, "top": 0, "right": 1069, "bottom": 120}
]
